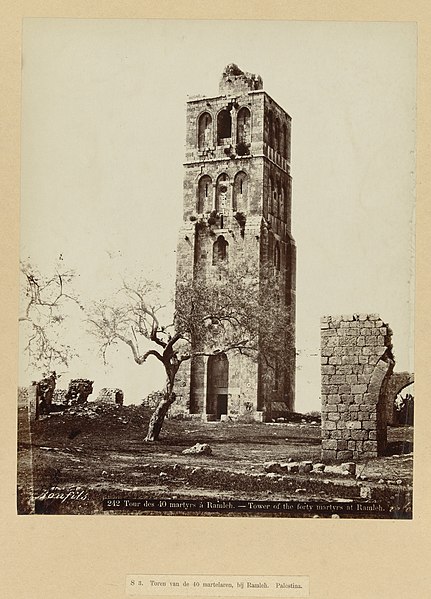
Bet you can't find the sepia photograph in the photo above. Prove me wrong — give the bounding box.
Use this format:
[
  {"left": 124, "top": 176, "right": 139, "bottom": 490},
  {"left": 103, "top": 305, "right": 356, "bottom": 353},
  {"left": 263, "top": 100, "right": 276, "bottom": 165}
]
[{"left": 17, "top": 18, "right": 416, "bottom": 519}]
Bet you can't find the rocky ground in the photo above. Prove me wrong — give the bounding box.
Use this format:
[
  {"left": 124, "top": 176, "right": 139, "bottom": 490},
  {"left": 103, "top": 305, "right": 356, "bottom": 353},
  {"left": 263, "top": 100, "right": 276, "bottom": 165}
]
[{"left": 17, "top": 403, "right": 413, "bottom": 518}]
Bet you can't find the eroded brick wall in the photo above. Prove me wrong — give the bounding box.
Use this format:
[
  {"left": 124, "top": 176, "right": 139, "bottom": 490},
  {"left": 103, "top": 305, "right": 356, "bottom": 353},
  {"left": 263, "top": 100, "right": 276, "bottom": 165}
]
[{"left": 321, "top": 314, "right": 394, "bottom": 461}]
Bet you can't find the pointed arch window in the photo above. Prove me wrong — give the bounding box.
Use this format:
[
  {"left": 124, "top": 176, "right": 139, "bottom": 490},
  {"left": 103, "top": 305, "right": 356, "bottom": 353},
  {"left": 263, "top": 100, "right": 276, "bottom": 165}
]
[
  {"left": 269, "top": 175, "right": 274, "bottom": 214},
  {"left": 217, "top": 109, "right": 232, "bottom": 144},
  {"left": 280, "top": 185, "right": 285, "bottom": 223},
  {"left": 198, "top": 112, "right": 213, "bottom": 149},
  {"left": 276, "top": 178, "right": 281, "bottom": 219},
  {"left": 233, "top": 171, "right": 248, "bottom": 213},
  {"left": 272, "top": 176, "right": 278, "bottom": 214},
  {"left": 268, "top": 111, "right": 274, "bottom": 147},
  {"left": 237, "top": 107, "right": 251, "bottom": 145},
  {"left": 274, "top": 117, "right": 280, "bottom": 153},
  {"left": 197, "top": 175, "right": 212, "bottom": 213},
  {"left": 215, "top": 173, "right": 229, "bottom": 213},
  {"left": 282, "top": 123, "right": 288, "bottom": 159}
]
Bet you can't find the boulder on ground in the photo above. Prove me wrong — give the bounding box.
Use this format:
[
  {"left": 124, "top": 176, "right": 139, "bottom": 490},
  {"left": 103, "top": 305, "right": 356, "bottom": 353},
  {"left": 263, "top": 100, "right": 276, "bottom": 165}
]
[{"left": 182, "top": 443, "right": 212, "bottom": 456}]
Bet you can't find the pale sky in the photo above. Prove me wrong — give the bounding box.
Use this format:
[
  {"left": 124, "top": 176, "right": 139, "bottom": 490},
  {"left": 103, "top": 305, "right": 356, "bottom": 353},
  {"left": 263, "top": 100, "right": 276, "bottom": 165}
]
[{"left": 20, "top": 19, "right": 416, "bottom": 412}]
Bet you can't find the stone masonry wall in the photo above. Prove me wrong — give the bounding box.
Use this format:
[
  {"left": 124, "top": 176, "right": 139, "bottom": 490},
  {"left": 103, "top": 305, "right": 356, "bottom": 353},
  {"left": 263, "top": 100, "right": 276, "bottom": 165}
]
[{"left": 321, "top": 314, "right": 395, "bottom": 461}]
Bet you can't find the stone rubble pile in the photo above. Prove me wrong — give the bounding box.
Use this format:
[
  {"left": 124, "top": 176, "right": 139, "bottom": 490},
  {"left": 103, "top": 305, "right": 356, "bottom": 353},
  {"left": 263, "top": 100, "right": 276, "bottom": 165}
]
[{"left": 263, "top": 460, "right": 357, "bottom": 477}]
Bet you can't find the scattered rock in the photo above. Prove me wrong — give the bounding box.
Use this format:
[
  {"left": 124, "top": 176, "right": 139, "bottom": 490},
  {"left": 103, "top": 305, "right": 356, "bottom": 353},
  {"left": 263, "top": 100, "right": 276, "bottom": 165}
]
[
  {"left": 341, "top": 462, "right": 356, "bottom": 476},
  {"left": 299, "top": 461, "right": 313, "bottom": 473},
  {"left": 312, "top": 463, "right": 325, "bottom": 473},
  {"left": 263, "top": 461, "right": 279, "bottom": 473},
  {"left": 182, "top": 443, "right": 212, "bottom": 456},
  {"left": 331, "top": 514, "right": 340, "bottom": 519},
  {"left": 359, "top": 485, "right": 372, "bottom": 499}
]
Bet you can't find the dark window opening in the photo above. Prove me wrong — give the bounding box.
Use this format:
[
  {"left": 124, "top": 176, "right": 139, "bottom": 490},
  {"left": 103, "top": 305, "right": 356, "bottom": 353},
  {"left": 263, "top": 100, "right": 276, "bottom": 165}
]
[
  {"left": 268, "top": 111, "right": 274, "bottom": 148},
  {"left": 233, "top": 171, "right": 247, "bottom": 213},
  {"left": 217, "top": 109, "right": 232, "bottom": 144},
  {"left": 212, "top": 236, "right": 228, "bottom": 265},
  {"left": 198, "top": 112, "right": 213, "bottom": 149},
  {"left": 237, "top": 107, "right": 251, "bottom": 145},
  {"left": 198, "top": 175, "right": 212, "bottom": 213},
  {"left": 274, "top": 118, "right": 280, "bottom": 153},
  {"left": 215, "top": 173, "right": 229, "bottom": 212}
]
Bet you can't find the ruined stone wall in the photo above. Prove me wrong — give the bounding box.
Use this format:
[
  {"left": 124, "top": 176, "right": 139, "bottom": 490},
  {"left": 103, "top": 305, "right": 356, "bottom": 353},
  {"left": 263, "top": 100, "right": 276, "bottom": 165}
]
[
  {"left": 321, "top": 314, "right": 394, "bottom": 461},
  {"left": 96, "top": 388, "right": 124, "bottom": 405}
]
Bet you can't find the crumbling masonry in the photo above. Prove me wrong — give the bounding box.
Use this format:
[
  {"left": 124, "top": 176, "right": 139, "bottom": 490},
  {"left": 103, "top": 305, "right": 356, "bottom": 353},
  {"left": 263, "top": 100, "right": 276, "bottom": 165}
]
[{"left": 321, "top": 314, "right": 395, "bottom": 460}]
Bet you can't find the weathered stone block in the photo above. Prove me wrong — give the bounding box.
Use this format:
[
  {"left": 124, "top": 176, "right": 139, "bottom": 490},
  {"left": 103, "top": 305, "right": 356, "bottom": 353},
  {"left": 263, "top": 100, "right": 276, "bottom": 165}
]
[
  {"left": 337, "top": 450, "right": 353, "bottom": 461},
  {"left": 324, "top": 421, "right": 336, "bottom": 430},
  {"left": 363, "top": 441, "right": 378, "bottom": 453},
  {"left": 322, "top": 450, "right": 337, "bottom": 460},
  {"left": 337, "top": 365, "right": 353, "bottom": 375},
  {"left": 351, "top": 384, "right": 368, "bottom": 394}
]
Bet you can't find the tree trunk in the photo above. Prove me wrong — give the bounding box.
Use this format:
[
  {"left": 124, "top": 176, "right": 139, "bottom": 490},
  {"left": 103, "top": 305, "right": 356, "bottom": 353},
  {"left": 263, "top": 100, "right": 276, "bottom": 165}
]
[{"left": 145, "top": 391, "right": 176, "bottom": 442}]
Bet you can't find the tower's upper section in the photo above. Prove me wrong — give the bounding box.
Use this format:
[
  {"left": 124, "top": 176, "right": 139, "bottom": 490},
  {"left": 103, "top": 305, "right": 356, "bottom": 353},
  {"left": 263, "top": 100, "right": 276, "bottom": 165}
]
[
  {"left": 219, "top": 63, "right": 263, "bottom": 95},
  {"left": 184, "top": 64, "right": 291, "bottom": 172}
]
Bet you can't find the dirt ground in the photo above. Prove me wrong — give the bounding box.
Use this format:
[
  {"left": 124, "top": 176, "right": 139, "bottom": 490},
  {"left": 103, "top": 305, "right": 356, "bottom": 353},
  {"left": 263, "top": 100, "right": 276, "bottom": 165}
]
[{"left": 17, "top": 404, "right": 413, "bottom": 518}]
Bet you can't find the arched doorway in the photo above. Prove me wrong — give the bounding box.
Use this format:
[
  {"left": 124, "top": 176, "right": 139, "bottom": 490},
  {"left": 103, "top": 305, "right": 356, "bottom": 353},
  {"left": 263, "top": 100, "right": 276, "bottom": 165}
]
[{"left": 206, "top": 353, "right": 229, "bottom": 419}]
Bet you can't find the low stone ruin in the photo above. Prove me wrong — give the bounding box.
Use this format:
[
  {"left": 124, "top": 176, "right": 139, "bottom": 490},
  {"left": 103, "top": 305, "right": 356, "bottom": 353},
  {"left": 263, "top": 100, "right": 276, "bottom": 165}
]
[
  {"left": 182, "top": 443, "right": 212, "bottom": 456},
  {"left": 34, "top": 372, "right": 58, "bottom": 417},
  {"left": 65, "top": 379, "right": 93, "bottom": 405},
  {"left": 96, "top": 387, "right": 124, "bottom": 405},
  {"left": 320, "top": 313, "right": 395, "bottom": 461}
]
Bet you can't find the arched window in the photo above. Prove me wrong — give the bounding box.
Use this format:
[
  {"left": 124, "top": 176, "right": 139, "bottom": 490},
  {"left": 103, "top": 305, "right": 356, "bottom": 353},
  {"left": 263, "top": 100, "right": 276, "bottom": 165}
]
[
  {"left": 280, "top": 185, "right": 285, "bottom": 223},
  {"left": 268, "top": 111, "right": 274, "bottom": 147},
  {"left": 273, "top": 176, "right": 278, "bottom": 214},
  {"left": 197, "top": 175, "right": 212, "bottom": 213},
  {"left": 269, "top": 175, "right": 274, "bottom": 214},
  {"left": 274, "top": 117, "right": 280, "bottom": 153},
  {"left": 233, "top": 171, "right": 248, "bottom": 212},
  {"left": 237, "top": 107, "right": 251, "bottom": 145},
  {"left": 212, "top": 235, "right": 228, "bottom": 265},
  {"left": 217, "top": 109, "right": 232, "bottom": 144},
  {"left": 215, "top": 173, "right": 229, "bottom": 212},
  {"left": 198, "top": 112, "right": 213, "bottom": 149},
  {"left": 282, "top": 123, "right": 288, "bottom": 159},
  {"left": 274, "top": 242, "right": 280, "bottom": 271}
]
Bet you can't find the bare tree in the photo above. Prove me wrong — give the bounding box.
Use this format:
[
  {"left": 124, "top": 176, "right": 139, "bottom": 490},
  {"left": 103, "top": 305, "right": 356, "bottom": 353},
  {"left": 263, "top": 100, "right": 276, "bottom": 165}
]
[
  {"left": 19, "top": 260, "right": 82, "bottom": 374},
  {"left": 88, "top": 259, "right": 293, "bottom": 442}
]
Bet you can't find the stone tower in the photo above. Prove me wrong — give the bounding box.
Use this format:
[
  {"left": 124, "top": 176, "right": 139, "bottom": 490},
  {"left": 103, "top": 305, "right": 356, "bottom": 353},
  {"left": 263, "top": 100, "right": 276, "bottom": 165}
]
[{"left": 173, "top": 64, "right": 296, "bottom": 422}]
